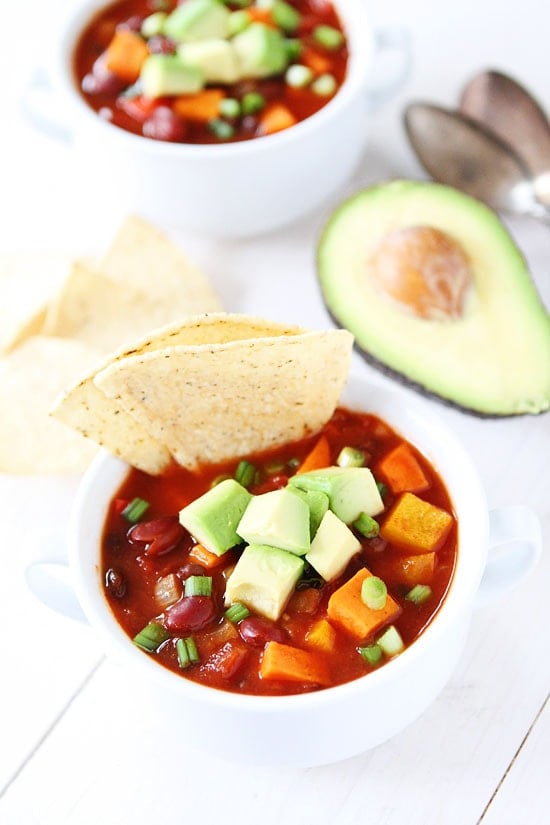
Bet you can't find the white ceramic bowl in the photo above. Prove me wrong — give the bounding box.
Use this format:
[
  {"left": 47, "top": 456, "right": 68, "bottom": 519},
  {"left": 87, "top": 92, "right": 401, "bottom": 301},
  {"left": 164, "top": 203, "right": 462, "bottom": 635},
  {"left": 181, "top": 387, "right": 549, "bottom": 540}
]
[
  {"left": 36, "top": 0, "right": 410, "bottom": 236},
  {"left": 40, "top": 374, "right": 536, "bottom": 767}
]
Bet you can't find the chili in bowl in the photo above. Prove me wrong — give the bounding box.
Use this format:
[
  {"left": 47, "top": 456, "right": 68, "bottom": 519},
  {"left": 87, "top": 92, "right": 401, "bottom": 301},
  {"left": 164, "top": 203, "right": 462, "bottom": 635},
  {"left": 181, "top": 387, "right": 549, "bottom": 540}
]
[
  {"left": 43, "top": 0, "right": 410, "bottom": 235},
  {"left": 67, "top": 375, "right": 493, "bottom": 766}
]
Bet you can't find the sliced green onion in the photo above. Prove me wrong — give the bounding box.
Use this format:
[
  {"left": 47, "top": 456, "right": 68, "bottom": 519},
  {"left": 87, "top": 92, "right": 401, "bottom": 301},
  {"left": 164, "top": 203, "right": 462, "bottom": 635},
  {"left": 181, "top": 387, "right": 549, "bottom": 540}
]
[
  {"left": 235, "top": 459, "right": 257, "bottom": 488},
  {"left": 208, "top": 118, "right": 235, "bottom": 140},
  {"left": 337, "top": 446, "right": 365, "bottom": 467},
  {"left": 228, "top": 9, "right": 251, "bottom": 35},
  {"left": 265, "top": 459, "right": 287, "bottom": 474},
  {"left": 272, "top": 0, "right": 301, "bottom": 32},
  {"left": 358, "top": 643, "right": 382, "bottom": 665},
  {"left": 141, "top": 11, "right": 167, "bottom": 38},
  {"left": 376, "top": 481, "right": 388, "bottom": 499},
  {"left": 225, "top": 602, "right": 250, "bottom": 623},
  {"left": 285, "top": 64, "right": 314, "bottom": 88},
  {"left": 377, "top": 625, "right": 404, "bottom": 657},
  {"left": 353, "top": 512, "right": 380, "bottom": 539},
  {"left": 122, "top": 497, "right": 150, "bottom": 523},
  {"left": 133, "top": 621, "right": 170, "bottom": 652},
  {"left": 241, "top": 92, "right": 266, "bottom": 115},
  {"left": 287, "top": 456, "right": 301, "bottom": 469},
  {"left": 176, "top": 636, "right": 200, "bottom": 669},
  {"left": 406, "top": 584, "right": 433, "bottom": 605},
  {"left": 312, "top": 24, "right": 344, "bottom": 50},
  {"left": 284, "top": 38, "right": 302, "bottom": 62},
  {"left": 361, "top": 576, "right": 387, "bottom": 610},
  {"left": 219, "top": 97, "right": 241, "bottom": 119},
  {"left": 311, "top": 73, "right": 337, "bottom": 97},
  {"left": 225, "top": 0, "right": 251, "bottom": 7},
  {"left": 184, "top": 575, "right": 212, "bottom": 597}
]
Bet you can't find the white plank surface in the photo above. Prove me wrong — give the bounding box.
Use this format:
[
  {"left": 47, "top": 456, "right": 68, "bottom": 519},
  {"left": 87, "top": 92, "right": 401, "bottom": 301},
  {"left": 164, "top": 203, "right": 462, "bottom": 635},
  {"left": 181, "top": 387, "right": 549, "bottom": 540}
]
[{"left": 2, "top": 0, "right": 550, "bottom": 823}]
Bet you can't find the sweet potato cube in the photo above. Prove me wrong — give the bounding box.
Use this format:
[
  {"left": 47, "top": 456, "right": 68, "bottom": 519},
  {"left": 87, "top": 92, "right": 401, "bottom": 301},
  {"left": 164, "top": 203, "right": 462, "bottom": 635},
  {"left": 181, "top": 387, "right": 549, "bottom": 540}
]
[
  {"left": 385, "top": 552, "right": 436, "bottom": 586},
  {"left": 381, "top": 492, "right": 453, "bottom": 554},
  {"left": 260, "top": 641, "right": 331, "bottom": 685},
  {"left": 327, "top": 568, "right": 401, "bottom": 641},
  {"left": 377, "top": 443, "right": 430, "bottom": 494},
  {"left": 305, "top": 619, "right": 337, "bottom": 653},
  {"left": 104, "top": 30, "right": 149, "bottom": 84}
]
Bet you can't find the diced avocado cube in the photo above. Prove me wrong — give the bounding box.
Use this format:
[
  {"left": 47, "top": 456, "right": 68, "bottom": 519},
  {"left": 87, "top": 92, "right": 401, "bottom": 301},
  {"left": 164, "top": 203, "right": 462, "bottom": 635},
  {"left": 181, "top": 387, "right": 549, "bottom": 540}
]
[
  {"left": 236, "top": 487, "right": 310, "bottom": 555},
  {"left": 164, "top": 0, "right": 230, "bottom": 42},
  {"left": 232, "top": 22, "right": 289, "bottom": 78},
  {"left": 179, "top": 478, "right": 251, "bottom": 556},
  {"left": 305, "top": 510, "right": 361, "bottom": 581},
  {"left": 140, "top": 54, "right": 204, "bottom": 98},
  {"left": 224, "top": 543, "right": 304, "bottom": 620},
  {"left": 287, "top": 486, "right": 329, "bottom": 538},
  {"left": 289, "top": 467, "right": 384, "bottom": 524},
  {"left": 177, "top": 38, "right": 241, "bottom": 83}
]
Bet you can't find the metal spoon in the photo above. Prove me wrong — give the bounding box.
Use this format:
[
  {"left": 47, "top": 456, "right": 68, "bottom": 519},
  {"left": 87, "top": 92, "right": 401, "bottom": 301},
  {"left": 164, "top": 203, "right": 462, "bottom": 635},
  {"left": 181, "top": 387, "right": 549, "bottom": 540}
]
[
  {"left": 404, "top": 102, "right": 550, "bottom": 225},
  {"left": 459, "top": 69, "right": 550, "bottom": 204}
]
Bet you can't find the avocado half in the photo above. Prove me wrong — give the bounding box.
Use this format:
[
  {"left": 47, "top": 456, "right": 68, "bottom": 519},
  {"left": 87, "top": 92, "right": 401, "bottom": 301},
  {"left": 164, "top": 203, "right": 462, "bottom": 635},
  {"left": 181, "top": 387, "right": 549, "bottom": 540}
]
[{"left": 317, "top": 180, "right": 550, "bottom": 416}]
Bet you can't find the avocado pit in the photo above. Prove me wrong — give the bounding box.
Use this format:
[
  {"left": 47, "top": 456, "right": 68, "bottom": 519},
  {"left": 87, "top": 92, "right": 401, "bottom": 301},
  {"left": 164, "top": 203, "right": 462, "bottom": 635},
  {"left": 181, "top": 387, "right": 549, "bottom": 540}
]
[{"left": 369, "top": 225, "right": 473, "bottom": 320}]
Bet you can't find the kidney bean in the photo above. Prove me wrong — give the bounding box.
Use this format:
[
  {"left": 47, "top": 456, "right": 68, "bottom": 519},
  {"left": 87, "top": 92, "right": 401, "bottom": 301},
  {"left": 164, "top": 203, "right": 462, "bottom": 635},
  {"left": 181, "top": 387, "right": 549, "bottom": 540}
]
[
  {"left": 82, "top": 70, "right": 125, "bottom": 96},
  {"left": 147, "top": 35, "right": 176, "bottom": 55},
  {"left": 128, "top": 516, "right": 185, "bottom": 556},
  {"left": 116, "top": 15, "right": 143, "bottom": 32},
  {"left": 238, "top": 616, "right": 287, "bottom": 648},
  {"left": 105, "top": 568, "right": 126, "bottom": 599},
  {"left": 143, "top": 106, "right": 187, "bottom": 142},
  {"left": 178, "top": 562, "right": 207, "bottom": 580},
  {"left": 165, "top": 596, "right": 216, "bottom": 633}
]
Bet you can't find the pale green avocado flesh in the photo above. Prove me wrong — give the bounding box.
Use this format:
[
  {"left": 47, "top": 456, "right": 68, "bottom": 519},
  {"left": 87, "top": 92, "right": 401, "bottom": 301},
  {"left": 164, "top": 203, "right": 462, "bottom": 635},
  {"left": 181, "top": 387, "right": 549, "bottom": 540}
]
[{"left": 317, "top": 180, "right": 550, "bottom": 416}]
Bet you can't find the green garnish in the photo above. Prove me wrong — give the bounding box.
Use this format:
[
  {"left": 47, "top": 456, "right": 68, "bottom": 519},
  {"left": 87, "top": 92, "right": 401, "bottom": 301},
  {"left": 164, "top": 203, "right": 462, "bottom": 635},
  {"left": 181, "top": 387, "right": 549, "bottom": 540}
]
[
  {"left": 133, "top": 621, "right": 170, "bottom": 652},
  {"left": 353, "top": 512, "right": 380, "bottom": 538},
  {"left": 228, "top": 9, "right": 251, "bottom": 35},
  {"left": 184, "top": 575, "right": 213, "bottom": 597},
  {"left": 287, "top": 456, "right": 300, "bottom": 469},
  {"left": 376, "top": 481, "right": 388, "bottom": 499},
  {"left": 406, "top": 584, "right": 433, "bottom": 605},
  {"left": 241, "top": 91, "right": 266, "bottom": 115},
  {"left": 122, "top": 497, "right": 150, "bottom": 523},
  {"left": 284, "top": 38, "right": 302, "bottom": 62},
  {"left": 176, "top": 636, "right": 200, "bottom": 668},
  {"left": 272, "top": 0, "right": 301, "bottom": 32},
  {"left": 358, "top": 643, "right": 382, "bottom": 665},
  {"left": 208, "top": 118, "right": 235, "bottom": 140},
  {"left": 235, "top": 459, "right": 257, "bottom": 487},
  {"left": 337, "top": 446, "right": 365, "bottom": 467},
  {"left": 312, "top": 24, "right": 344, "bottom": 50},
  {"left": 311, "top": 73, "right": 337, "bottom": 97},
  {"left": 225, "top": 602, "right": 250, "bottom": 623},
  {"left": 219, "top": 97, "right": 241, "bottom": 118},
  {"left": 377, "top": 625, "right": 404, "bottom": 657},
  {"left": 285, "top": 64, "right": 313, "bottom": 88},
  {"left": 361, "top": 576, "right": 387, "bottom": 610}
]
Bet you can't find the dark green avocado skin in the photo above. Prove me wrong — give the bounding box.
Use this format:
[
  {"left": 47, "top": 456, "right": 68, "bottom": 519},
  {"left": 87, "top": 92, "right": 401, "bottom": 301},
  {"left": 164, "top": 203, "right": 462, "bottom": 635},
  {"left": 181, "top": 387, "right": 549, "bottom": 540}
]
[{"left": 324, "top": 306, "right": 510, "bottom": 419}]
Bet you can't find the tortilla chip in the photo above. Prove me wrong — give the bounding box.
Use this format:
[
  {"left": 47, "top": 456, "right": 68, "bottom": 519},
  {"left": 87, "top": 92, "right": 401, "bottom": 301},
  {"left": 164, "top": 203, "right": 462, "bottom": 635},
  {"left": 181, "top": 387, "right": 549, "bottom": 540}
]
[
  {"left": 50, "top": 314, "right": 304, "bottom": 474},
  {"left": 0, "top": 252, "right": 71, "bottom": 354},
  {"left": 0, "top": 336, "right": 100, "bottom": 474},
  {"left": 43, "top": 260, "right": 224, "bottom": 354},
  {"left": 94, "top": 327, "right": 354, "bottom": 468},
  {"left": 99, "top": 215, "right": 222, "bottom": 313}
]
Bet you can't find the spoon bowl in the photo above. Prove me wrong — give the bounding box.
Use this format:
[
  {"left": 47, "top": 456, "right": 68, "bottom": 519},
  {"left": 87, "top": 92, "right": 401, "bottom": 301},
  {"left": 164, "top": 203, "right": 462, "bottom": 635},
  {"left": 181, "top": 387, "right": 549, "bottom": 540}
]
[
  {"left": 460, "top": 69, "right": 550, "bottom": 204},
  {"left": 404, "top": 102, "right": 550, "bottom": 224}
]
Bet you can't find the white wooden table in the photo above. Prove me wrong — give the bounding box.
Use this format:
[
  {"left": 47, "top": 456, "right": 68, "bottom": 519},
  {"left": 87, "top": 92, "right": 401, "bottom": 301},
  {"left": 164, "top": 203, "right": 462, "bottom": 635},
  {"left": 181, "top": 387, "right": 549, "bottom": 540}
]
[{"left": 1, "top": 1, "right": 549, "bottom": 823}]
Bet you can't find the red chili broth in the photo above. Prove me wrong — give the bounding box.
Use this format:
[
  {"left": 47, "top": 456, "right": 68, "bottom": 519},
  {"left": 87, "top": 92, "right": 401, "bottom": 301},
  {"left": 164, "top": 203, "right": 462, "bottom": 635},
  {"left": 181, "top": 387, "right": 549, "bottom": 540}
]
[
  {"left": 72, "top": 0, "right": 349, "bottom": 144},
  {"left": 101, "top": 407, "right": 458, "bottom": 696}
]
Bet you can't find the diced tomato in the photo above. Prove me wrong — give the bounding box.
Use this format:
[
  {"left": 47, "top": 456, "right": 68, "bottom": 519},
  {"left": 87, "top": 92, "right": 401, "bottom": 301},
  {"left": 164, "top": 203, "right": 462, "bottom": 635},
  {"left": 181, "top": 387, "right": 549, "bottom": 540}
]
[
  {"left": 113, "top": 498, "right": 129, "bottom": 516},
  {"left": 117, "top": 95, "right": 166, "bottom": 124}
]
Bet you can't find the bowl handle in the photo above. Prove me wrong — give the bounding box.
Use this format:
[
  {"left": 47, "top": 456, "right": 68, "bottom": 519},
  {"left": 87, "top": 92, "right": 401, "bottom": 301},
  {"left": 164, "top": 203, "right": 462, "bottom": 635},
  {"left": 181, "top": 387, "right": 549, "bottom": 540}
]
[
  {"left": 475, "top": 505, "right": 542, "bottom": 610},
  {"left": 23, "top": 527, "right": 87, "bottom": 622},
  {"left": 19, "top": 67, "right": 74, "bottom": 144},
  {"left": 366, "top": 26, "right": 412, "bottom": 112}
]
